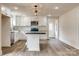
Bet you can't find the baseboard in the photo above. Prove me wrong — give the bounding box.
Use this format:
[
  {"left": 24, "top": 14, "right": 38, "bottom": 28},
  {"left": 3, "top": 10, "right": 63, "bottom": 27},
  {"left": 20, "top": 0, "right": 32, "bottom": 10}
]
[
  {"left": 2, "top": 45, "right": 11, "bottom": 48},
  {"left": 2, "top": 46, "right": 11, "bottom": 48},
  {"left": 59, "top": 39, "right": 79, "bottom": 50}
]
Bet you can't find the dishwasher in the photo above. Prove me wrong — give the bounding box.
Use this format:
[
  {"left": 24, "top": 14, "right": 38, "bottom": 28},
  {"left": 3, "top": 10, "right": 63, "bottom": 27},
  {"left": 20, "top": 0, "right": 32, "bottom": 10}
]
[{"left": 10, "top": 32, "right": 14, "bottom": 46}]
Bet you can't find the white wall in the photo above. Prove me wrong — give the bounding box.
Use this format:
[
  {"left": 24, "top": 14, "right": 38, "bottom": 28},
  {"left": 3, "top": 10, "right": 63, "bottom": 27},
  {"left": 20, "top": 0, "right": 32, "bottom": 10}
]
[
  {"left": 2, "top": 15, "right": 11, "bottom": 47},
  {"left": 0, "top": 14, "right": 2, "bottom": 55},
  {"left": 59, "top": 6, "right": 79, "bottom": 49}
]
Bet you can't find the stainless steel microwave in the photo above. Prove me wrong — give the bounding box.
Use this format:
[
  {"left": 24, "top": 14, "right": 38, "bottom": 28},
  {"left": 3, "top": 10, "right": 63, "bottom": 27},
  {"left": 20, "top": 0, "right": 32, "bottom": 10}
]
[{"left": 31, "top": 21, "right": 38, "bottom": 26}]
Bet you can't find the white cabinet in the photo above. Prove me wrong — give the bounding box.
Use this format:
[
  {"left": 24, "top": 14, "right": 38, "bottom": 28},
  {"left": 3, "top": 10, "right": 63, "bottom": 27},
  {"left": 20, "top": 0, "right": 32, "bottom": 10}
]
[
  {"left": 38, "top": 17, "right": 47, "bottom": 26},
  {"left": 16, "top": 16, "right": 30, "bottom": 26},
  {"left": 14, "top": 31, "right": 27, "bottom": 43},
  {"left": 40, "top": 34, "right": 47, "bottom": 40},
  {"left": 16, "top": 16, "right": 47, "bottom": 26}
]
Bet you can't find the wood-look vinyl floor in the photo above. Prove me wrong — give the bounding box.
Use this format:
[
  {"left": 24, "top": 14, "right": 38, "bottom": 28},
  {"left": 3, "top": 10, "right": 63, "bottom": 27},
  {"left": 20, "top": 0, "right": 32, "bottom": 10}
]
[{"left": 2, "top": 39, "right": 79, "bottom": 56}]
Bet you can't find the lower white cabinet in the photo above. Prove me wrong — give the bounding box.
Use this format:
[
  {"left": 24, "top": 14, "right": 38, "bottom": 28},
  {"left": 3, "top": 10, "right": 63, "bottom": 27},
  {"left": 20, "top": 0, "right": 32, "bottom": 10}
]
[
  {"left": 14, "top": 31, "right": 27, "bottom": 43},
  {"left": 40, "top": 34, "right": 48, "bottom": 40}
]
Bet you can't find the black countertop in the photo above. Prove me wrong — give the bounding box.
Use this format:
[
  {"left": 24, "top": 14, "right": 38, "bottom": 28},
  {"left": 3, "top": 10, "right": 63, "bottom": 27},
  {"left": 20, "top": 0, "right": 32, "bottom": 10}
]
[
  {"left": 25, "top": 31, "right": 46, "bottom": 34},
  {"left": 26, "top": 33, "right": 46, "bottom": 34}
]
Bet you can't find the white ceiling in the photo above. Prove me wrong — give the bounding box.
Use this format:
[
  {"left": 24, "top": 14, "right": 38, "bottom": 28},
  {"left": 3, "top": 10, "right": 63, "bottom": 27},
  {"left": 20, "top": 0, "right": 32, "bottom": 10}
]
[{"left": 0, "top": 3, "right": 79, "bottom": 17}]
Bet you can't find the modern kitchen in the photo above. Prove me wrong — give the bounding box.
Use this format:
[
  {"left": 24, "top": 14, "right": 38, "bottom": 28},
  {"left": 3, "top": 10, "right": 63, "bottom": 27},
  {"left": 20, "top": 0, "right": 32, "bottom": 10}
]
[
  {"left": 0, "top": 3, "right": 58, "bottom": 54},
  {"left": 12, "top": 5, "right": 58, "bottom": 52},
  {"left": 14, "top": 16, "right": 49, "bottom": 51},
  {"left": 1, "top": 3, "right": 79, "bottom": 56}
]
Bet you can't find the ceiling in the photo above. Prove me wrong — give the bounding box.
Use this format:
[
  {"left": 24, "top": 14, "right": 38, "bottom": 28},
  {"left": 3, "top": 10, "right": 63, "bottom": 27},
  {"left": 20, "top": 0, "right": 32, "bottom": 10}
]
[{"left": 0, "top": 3, "right": 79, "bottom": 17}]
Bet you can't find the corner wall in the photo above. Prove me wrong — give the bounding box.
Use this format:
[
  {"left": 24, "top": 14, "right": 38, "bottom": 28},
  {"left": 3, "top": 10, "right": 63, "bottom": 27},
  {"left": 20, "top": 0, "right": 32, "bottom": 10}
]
[
  {"left": 59, "top": 6, "right": 79, "bottom": 49},
  {"left": 0, "top": 14, "right": 2, "bottom": 55},
  {"left": 2, "top": 15, "right": 11, "bottom": 47}
]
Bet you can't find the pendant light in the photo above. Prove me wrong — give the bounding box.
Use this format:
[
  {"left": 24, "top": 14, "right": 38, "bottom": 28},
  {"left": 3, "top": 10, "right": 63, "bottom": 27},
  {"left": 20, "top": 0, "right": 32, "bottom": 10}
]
[{"left": 34, "top": 4, "right": 38, "bottom": 16}]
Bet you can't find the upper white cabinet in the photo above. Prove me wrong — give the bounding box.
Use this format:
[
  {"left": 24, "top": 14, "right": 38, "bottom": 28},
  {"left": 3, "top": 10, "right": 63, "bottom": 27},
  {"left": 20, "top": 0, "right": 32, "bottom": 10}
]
[
  {"left": 16, "top": 16, "right": 30, "bottom": 26},
  {"left": 38, "top": 17, "right": 47, "bottom": 26},
  {"left": 16, "top": 16, "right": 47, "bottom": 26}
]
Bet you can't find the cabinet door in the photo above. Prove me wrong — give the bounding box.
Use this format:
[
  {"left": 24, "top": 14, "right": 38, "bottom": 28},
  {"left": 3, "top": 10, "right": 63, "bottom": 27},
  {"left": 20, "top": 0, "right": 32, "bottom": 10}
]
[
  {"left": 16, "top": 16, "right": 22, "bottom": 26},
  {"left": 39, "top": 17, "right": 47, "bottom": 26},
  {"left": 16, "top": 16, "right": 30, "bottom": 26},
  {"left": 40, "top": 34, "right": 47, "bottom": 40},
  {"left": 24, "top": 17, "right": 30, "bottom": 26}
]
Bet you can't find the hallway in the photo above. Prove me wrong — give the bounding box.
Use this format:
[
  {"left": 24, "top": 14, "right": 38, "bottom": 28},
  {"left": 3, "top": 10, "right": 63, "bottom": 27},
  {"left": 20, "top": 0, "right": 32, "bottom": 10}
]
[{"left": 2, "top": 39, "right": 79, "bottom": 56}]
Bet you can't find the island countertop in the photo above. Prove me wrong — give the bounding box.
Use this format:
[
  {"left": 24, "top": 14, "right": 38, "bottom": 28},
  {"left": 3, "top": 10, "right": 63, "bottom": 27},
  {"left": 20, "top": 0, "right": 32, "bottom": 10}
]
[{"left": 25, "top": 31, "right": 46, "bottom": 34}]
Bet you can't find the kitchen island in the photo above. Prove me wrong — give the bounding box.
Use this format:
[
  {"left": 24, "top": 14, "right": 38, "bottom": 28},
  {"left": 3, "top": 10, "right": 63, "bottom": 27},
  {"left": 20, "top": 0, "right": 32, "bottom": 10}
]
[{"left": 26, "top": 31, "right": 46, "bottom": 51}]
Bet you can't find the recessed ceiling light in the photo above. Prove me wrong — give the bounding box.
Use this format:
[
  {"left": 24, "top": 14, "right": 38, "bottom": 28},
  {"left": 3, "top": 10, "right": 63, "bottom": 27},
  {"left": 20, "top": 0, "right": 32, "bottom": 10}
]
[
  {"left": 48, "top": 14, "right": 52, "bottom": 17},
  {"left": 1, "top": 6, "right": 5, "bottom": 11},
  {"left": 54, "top": 6, "right": 59, "bottom": 10},
  {"left": 14, "top": 6, "right": 18, "bottom": 10}
]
